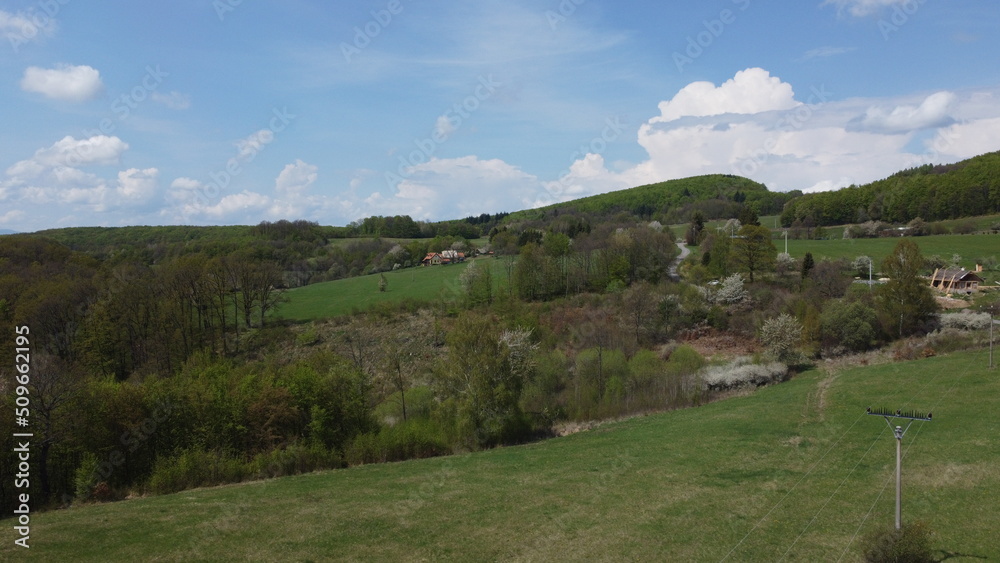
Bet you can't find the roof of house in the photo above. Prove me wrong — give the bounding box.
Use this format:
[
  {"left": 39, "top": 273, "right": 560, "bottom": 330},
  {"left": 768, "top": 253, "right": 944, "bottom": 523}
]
[{"left": 931, "top": 268, "right": 984, "bottom": 282}]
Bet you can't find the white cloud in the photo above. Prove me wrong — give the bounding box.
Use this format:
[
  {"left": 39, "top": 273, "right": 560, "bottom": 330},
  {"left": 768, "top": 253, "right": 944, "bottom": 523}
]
[
  {"left": 800, "top": 46, "right": 856, "bottom": 61},
  {"left": 0, "top": 9, "right": 57, "bottom": 45},
  {"left": 117, "top": 168, "right": 159, "bottom": 202},
  {"left": 275, "top": 160, "right": 318, "bottom": 197},
  {"left": 151, "top": 91, "right": 191, "bottom": 110},
  {"left": 651, "top": 68, "right": 799, "bottom": 124},
  {"left": 29, "top": 135, "right": 129, "bottom": 168},
  {"left": 545, "top": 69, "right": 998, "bottom": 199},
  {"left": 822, "top": 0, "right": 914, "bottom": 17},
  {"left": 366, "top": 156, "right": 542, "bottom": 219},
  {"left": 434, "top": 115, "right": 456, "bottom": 140},
  {"left": 190, "top": 191, "right": 272, "bottom": 219},
  {"left": 853, "top": 91, "right": 956, "bottom": 134},
  {"left": 20, "top": 64, "right": 103, "bottom": 102}
]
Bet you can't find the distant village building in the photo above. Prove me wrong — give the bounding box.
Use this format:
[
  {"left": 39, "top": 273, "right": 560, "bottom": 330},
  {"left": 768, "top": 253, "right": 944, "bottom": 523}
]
[
  {"left": 929, "top": 267, "right": 984, "bottom": 294},
  {"left": 421, "top": 250, "right": 465, "bottom": 266}
]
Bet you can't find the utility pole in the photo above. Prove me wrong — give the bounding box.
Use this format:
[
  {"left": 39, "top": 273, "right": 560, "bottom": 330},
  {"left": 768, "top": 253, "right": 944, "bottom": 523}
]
[
  {"left": 991, "top": 311, "right": 996, "bottom": 369},
  {"left": 783, "top": 230, "right": 788, "bottom": 255},
  {"left": 866, "top": 408, "right": 931, "bottom": 529}
]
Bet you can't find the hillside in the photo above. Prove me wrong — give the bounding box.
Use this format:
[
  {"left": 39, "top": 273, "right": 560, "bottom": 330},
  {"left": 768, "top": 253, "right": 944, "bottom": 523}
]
[
  {"left": 507, "top": 174, "right": 799, "bottom": 223},
  {"left": 3, "top": 349, "right": 996, "bottom": 561},
  {"left": 781, "top": 150, "right": 1000, "bottom": 227},
  {"left": 276, "top": 260, "right": 477, "bottom": 321}
]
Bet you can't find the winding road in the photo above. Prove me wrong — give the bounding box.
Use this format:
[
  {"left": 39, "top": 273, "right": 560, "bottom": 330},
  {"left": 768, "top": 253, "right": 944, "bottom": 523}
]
[{"left": 668, "top": 242, "right": 690, "bottom": 281}]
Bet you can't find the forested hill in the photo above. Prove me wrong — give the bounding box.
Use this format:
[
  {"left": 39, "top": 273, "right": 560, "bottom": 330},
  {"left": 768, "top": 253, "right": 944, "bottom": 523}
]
[
  {"left": 781, "top": 150, "right": 1000, "bottom": 227},
  {"left": 508, "top": 174, "right": 800, "bottom": 223}
]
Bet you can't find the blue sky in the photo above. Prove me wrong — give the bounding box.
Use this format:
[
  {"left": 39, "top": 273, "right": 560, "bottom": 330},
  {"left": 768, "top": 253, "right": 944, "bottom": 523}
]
[{"left": 1, "top": 0, "right": 999, "bottom": 231}]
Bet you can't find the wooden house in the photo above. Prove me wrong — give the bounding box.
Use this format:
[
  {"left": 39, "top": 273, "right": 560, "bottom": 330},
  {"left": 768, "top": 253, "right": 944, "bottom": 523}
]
[{"left": 929, "top": 268, "right": 983, "bottom": 294}]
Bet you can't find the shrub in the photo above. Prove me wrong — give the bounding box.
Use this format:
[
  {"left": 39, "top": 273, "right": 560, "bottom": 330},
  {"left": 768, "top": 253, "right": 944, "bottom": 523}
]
[
  {"left": 253, "top": 441, "right": 343, "bottom": 478},
  {"left": 821, "top": 300, "right": 880, "bottom": 354},
  {"left": 938, "top": 310, "right": 991, "bottom": 331},
  {"left": 345, "top": 419, "right": 451, "bottom": 466},
  {"left": 73, "top": 453, "right": 100, "bottom": 502},
  {"left": 860, "top": 521, "right": 934, "bottom": 563},
  {"left": 147, "top": 448, "right": 250, "bottom": 495},
  {"left": 700, "top": 358, "right": 788, "bottom": 390}
]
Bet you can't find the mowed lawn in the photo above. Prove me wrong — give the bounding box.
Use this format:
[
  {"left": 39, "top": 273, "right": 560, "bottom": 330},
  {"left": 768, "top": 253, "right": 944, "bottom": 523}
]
[
  {"left": 276, "top": 260, "right": 478, "bottom": 321},
  {"left": 3, "top": 349, "right": 999, "bottom": 561}
]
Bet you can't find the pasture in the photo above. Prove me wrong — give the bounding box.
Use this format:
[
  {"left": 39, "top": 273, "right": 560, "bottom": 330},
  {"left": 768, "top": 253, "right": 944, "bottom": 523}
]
[{"left": 3, "top": 348, "right": 998, "bottom": 561}]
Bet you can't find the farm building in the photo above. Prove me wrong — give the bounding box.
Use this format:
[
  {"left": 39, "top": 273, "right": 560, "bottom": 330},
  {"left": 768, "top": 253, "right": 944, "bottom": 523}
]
[{"left": 929, "top": 267, "right": 984, "bottom": 294}]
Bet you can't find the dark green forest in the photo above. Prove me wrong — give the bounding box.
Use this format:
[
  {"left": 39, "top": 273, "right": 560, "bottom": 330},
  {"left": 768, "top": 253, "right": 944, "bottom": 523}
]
[{"left": 781, "top": 151, "right": 1000, "bottom": 227}]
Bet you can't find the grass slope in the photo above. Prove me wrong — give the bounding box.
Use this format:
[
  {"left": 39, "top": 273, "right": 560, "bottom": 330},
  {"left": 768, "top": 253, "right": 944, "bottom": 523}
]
[
  {"left": 276, "top": 261, "right": 477, "bottom": 321},
  {"left": 4, "top": 349, "right": 998, "bottom": 561}
]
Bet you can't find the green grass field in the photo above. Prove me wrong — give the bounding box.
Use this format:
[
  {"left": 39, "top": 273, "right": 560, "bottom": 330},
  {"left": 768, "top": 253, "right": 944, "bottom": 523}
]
[
  {"left": 785, "top": 234, "right": 999, "bottom": 275},
  {"left": 276, "top": 260, "right": 477, "bottom": 321},
  {"left": 4, "top": 349, "right": 998, "bottom": 561}
]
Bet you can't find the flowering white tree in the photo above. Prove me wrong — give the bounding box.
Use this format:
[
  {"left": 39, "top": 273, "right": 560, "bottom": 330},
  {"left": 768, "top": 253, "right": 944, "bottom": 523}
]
[
  {"left": 717, "top": 273, "right": 749, "bottom": 305},
  {"left": 760, "top": 314, "right": 802, "bottom": 362}
]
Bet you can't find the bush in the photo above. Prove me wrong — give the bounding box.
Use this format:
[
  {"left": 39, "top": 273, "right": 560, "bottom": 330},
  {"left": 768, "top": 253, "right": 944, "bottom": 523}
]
[
  {"left": 147, "top": 448, "right": 251, "bottom": 495},
  {"left": 253, "top": 441, "right": 343, "bottom": 478},
  {"left": 700, "top": 358, "right": 788, "bottom": 390},
  {"left": 345, "top": 419, "right": 451, "bottom": 466},
  {"left": 73, "top": 453, "right": 100, "bottom": 502},
  {"left": 860, "top": 521, "right": 934, "bottom": 563},
  {"left": 938, "top": 310, "right": 991, "bottom": 331}
]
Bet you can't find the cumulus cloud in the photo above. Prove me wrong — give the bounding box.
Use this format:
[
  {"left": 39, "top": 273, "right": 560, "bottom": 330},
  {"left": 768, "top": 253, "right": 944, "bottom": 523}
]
[
  {"left": 275, "top": 160, "right": 318, "bottom": 197},
  {"left": 0, "top": 135, "right": 158, "bottom": 216},
  {"left": 365, "top": 156, "right": 542, "bottom": 219},
  {"left": 28, "top": 135, "right": 129, "bottom": 168},
  {"left": 20, "top": 64, "right": 104, "bottom": 102},
  {"left": 347, "top": 69, "right": 999, "bottom": 223},
  {"left": 548, "top": 69, "right": 984, "bottom": 197},
  {"left": 117, "top": 168, "right": 158, "bottom": 202},
  {"left": 151, "top": 90, "right": 191, "bottom": 110},
  {"left": 651, "top": 68, "right": 799, "bottom": 124},
  {"left": 851, "top": 91, "right": 956, "bottom": 134}
]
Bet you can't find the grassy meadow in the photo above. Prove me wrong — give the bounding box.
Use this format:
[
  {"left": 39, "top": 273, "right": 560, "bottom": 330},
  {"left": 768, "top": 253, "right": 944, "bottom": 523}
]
[
  {"left": 784, "top": 234, "right": 1000, "bottom": 279},
  {"left": 3, "top": 348, "right": 998, "bottom": 561},
  {"left": 276, "top": 260, "right": 480, "bottom": 321}
]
